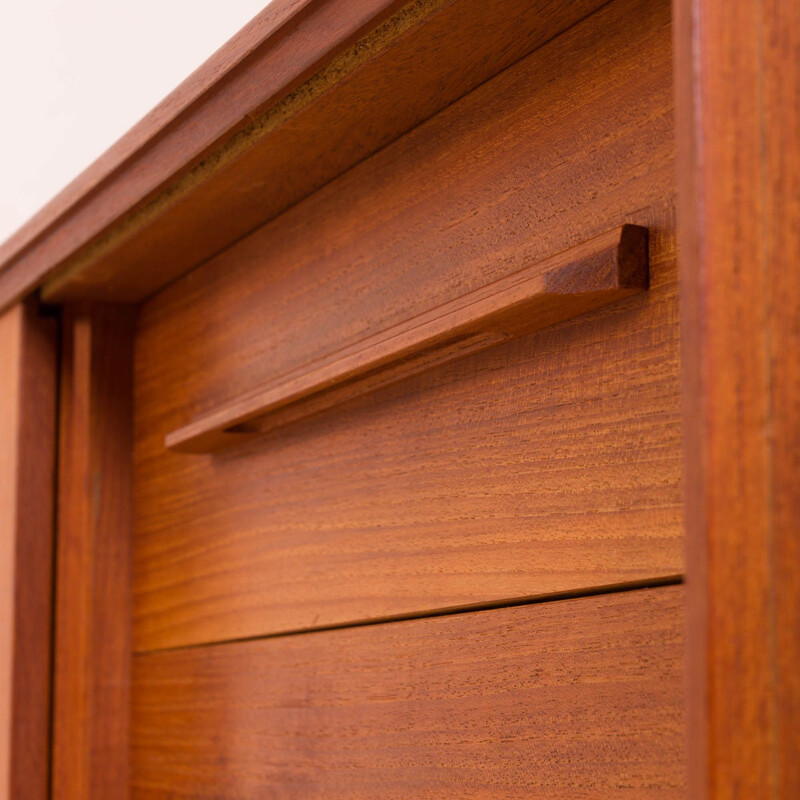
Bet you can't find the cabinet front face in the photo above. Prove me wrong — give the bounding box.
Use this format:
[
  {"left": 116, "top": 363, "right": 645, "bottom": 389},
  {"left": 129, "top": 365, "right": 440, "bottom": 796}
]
[
  {"left": 2, "top": 0, "right": 797, "bottom": 792},
  {"left": 125, "top": 0, "right": 685, "bottom": 793}
]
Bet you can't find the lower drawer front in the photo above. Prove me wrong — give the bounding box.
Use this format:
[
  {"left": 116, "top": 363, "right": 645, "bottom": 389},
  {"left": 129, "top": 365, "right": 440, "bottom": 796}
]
[{"left": 132, "top": 586, "right": 684, "bottom": 798}]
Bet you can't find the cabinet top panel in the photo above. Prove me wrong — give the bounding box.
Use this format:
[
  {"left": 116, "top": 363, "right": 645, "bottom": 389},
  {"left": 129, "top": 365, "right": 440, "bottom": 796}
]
[{"left": 0, "top": 0, "right": 606, "bottom": 311}]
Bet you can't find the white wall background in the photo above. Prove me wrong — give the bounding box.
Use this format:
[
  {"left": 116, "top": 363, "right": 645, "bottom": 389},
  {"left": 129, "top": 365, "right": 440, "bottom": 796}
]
[{"left": 0, "top": 0, "right": 271, "bottom": 246}]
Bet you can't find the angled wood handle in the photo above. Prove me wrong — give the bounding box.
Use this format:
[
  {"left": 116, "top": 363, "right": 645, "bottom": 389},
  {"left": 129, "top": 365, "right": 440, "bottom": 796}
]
[{"left": 166, "top": 224, "right": 648, "bottom": 453}]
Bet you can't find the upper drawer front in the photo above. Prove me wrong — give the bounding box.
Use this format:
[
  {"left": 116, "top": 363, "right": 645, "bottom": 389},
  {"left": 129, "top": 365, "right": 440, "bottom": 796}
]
[{"left": 133, "top": 0, "right": 679, "bottom": 652}]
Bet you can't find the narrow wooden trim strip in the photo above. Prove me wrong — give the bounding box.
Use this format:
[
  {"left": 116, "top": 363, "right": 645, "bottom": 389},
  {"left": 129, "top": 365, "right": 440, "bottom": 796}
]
[
  {"left": 166, "top": 224, "right": 649, "bottom": 454},
  {"left": 52, "top": 304, "right": 135, "bottom": 799},
  {"left": 0, "top": 299, "right": 57, "bottom": 800}
]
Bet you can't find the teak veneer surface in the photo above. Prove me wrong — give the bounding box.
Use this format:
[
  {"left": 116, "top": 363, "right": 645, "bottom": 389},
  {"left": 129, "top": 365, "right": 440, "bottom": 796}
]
[
  {"left": 136, "top": 0, "right": 674, "bottom": 417},
  {"left": 53, "top": 306, "right": 135, "bottom": 800},
  {"left": 676, "top": 0, "right": 800, "bottom": 795},
  {"left": 0, "top": 301, "right": 57, "bottom": 800},
  {"left": 132, "top": 586, "right": 686, "bottom": 798},
  {"left": 133, "top": 0, "right": 680, "bottom": 652}
]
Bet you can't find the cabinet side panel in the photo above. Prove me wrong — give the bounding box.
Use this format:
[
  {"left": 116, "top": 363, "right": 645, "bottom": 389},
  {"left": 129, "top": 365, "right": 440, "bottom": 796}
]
[{"left": 0, "top": 301, "right": 57, "bottom": 800}]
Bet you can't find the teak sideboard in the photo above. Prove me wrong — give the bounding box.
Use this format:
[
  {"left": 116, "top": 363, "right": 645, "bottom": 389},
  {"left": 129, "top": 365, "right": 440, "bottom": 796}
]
[{"left": 1, "top": 0, "right": 798, "bottom": 797}]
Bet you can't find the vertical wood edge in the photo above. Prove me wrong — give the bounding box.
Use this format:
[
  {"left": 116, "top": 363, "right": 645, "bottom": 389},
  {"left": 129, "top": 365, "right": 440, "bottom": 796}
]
[
  {"left": 675, "top": 0, "right": 800, "bottom": 796},
  {"left": 763, "top": 1, "right": 800, "bottom": 795},
  {"left": 0, "top": 298, "right": 58, "bottom": 800},
  {"left": 53, "top": 303, "right": 135, "bottom": 800},
  {"left": 673, "top": 1, "right": 708, "bottom": 796}
]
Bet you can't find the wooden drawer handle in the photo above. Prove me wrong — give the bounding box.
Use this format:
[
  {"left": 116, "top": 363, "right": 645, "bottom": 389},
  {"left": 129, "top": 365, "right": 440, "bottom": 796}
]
[{"left": 166, "top": 224, "right": 648, "bottom": 453}]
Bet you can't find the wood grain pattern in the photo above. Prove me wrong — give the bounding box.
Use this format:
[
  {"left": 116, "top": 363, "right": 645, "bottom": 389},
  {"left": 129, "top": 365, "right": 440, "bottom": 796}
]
[
  {"left": 0, "top": 0, "right": 608, "bottom": 310},
  {"left": 135, "top": 0, "right": 674, "bottom": 427},
  {"left": 675, "top": 0, "right": 800, "bottom": 797},
  {"left": 136, "top": 248, "right": 682, "bottom": 650},
  {"left": 132, "top": 586, "right": 686, "bottom": 798},
  {"left": 133, "top": 0, "right": 680, "bottom": 652},
  {"left": 167, "top": 225, "right": 649, "bottom": 453},
  {"left": 52, "top": 305, "right": 135, "bottom": 800},
  {"left": 767, "top": 4, "right": 800, "bottom": 793},
  {"left": 0, "top": 300, "right": 57, "bottom": 800}
]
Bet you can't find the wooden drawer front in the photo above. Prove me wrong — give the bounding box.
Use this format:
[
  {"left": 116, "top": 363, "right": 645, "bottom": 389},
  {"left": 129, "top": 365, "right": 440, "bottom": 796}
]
[
  {"left": 133, "top": 0, "right": 679, "bottom": 652},
  {"left": 132, "top": 587, "right": 685, "bottom": 798}
]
